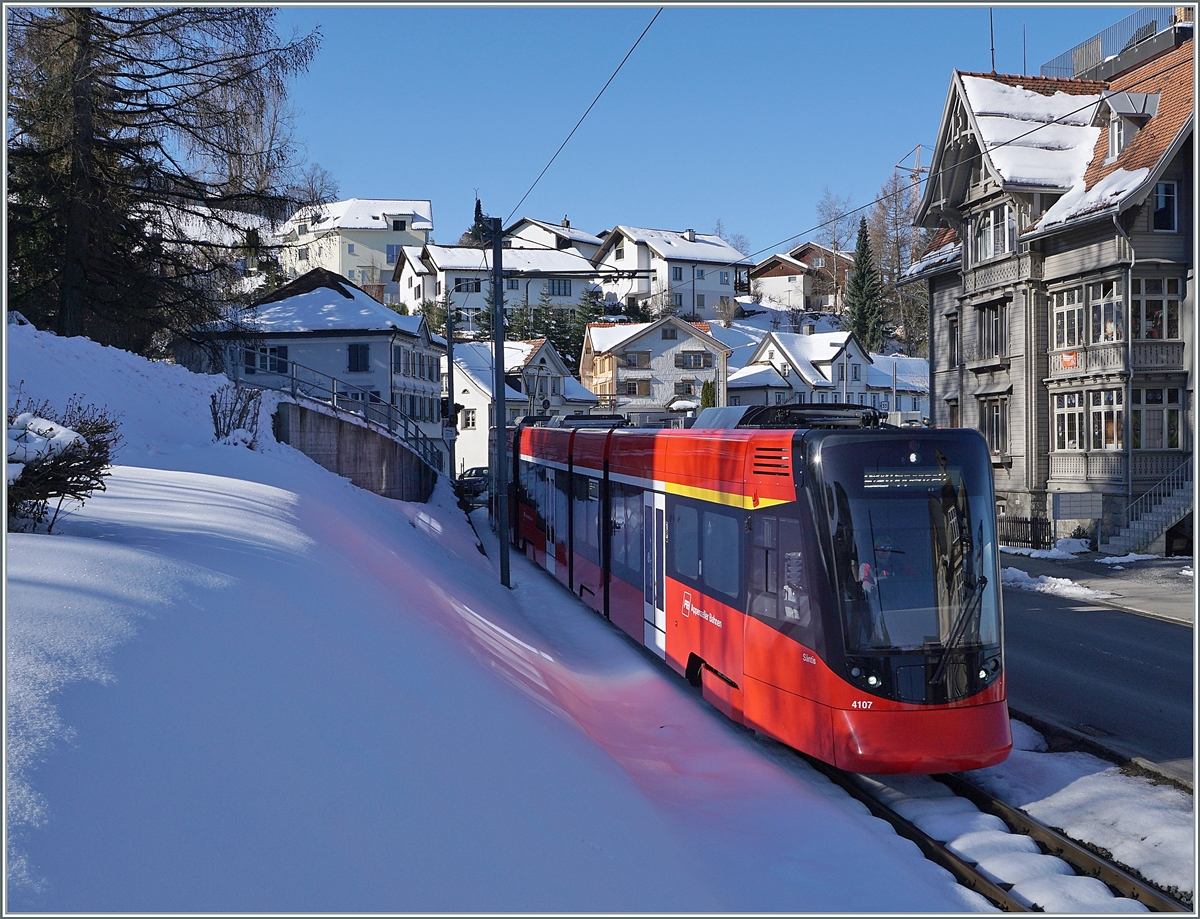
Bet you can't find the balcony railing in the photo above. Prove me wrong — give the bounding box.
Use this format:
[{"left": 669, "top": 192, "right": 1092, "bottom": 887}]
[
  {"left": 1048, "top": 343, "right": 1127, "bottom": 377},
  {"left": 1132, "top": 340, "right": 1185, "bottom": 370},
  {"left": 962, "top": 252, "right": 1042, "bottom": 296},
  {"left": 226, "top": 346, "right": 445, "bottom": 473},
  {"left": 1048, "top": 451, "right": 1126, "bottom": 483}
]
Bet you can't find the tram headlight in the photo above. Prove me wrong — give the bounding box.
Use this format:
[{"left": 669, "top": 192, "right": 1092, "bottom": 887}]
[
  {"left": 978, "top": 668, "right": 989, "bottom": 681},
  {"left": 850, "top": 666, "right": 862, "bottom": 678},
  {"left": 866, "top": 674, "right": 880, "bottom": 687}
]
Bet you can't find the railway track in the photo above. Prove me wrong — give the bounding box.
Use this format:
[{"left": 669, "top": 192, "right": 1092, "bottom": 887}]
[{"left": 801, "top": 754, "right": 1190, "bottom": 912}]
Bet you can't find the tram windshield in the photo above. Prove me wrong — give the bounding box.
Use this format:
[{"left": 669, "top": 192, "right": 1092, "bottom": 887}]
[{"left": 815, "top": 436, "right": 1000, "bottom": 656}]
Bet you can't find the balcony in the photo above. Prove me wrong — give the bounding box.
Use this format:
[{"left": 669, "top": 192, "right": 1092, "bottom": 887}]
[
  {"left": 962, "top": 344, "right": 1010, "bottom": 373},
  {"left": 1048, "top": 343, "right": 1126, "bottom": 378},
  {"left": 1133, "top": 450, "right": 1190, "bottom": 482},
  {"left": 962, "top": 252, "right": 1043, "bottom": 296},
  {"left": 1049, "top": 451, "right": 1126, "bottom": 483},
  {"left": 1132, "top": 340, "right": 1185, "bottom": 371}
]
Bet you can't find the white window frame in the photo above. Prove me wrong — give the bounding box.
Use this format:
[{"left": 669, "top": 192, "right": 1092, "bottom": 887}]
[
  {"left": 1053, "top": 391, "right": 1085, "bottom": 451},
  {"left": 1051, "top": 287, "right": 1084, "bottom": 349},
  {"left": 1131, "top": 276, "right": 1182, "bottom": 340}
]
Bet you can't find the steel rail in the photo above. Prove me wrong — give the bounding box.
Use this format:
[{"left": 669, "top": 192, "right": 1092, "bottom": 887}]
[
  {"left": 934, "top": 771, "right": 1190, "bottom": 912},
  {"left": 799, "top": 755, "right": 1031, "bottom": 912}
]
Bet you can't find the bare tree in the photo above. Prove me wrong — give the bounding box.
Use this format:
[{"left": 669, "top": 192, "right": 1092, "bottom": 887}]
[
  {"left": 713, "top": 217, "right": 751, "bottom": 256},
  {"left": 869, "top": 171, "right": 928, "bottom": 357},
  {"left": 813, "top": 187, "right": 855, "bottom": 313}
]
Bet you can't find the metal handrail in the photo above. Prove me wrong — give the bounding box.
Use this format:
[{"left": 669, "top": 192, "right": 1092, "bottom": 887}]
[
  {"left": 226, "top": 346, "right": 445, "bottom": 473},
  {"left": 1117, "top": 455, "right": 1192, "bottom": 549},
  {"left": 1040, "top": 7, "right": 1182, "bottom": 78}
]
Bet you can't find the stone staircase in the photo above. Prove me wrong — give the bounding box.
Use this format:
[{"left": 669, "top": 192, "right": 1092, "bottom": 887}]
[{"left": 1099, "top": 457, "right": 1193, "bottom": 555}]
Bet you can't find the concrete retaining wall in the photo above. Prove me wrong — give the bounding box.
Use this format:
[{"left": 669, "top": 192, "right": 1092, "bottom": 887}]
[{"left": 273, "top": 401, "right": 437, "bottom": 503}]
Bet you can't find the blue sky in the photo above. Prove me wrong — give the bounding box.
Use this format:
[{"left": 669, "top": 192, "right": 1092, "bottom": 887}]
[{"left": 274, "top": 4, "right": 1142, "bottom": 258}]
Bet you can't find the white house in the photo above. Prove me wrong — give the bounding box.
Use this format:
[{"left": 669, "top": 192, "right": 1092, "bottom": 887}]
[
  {"left": 728, "top": 327, "right": 928, "bottom": 413},
  {"left": 580, "top": 316, "right": 732, "bottom": 422},
  {"left": 590, "top": 226, "right": 752, "bottom": 320},
  {"left": 448, "top": 338, "right": 598, "bottom": 474},
  {"left": 174, "top": 267, "right": 447, "bottom": 455},
  {"left": 749, "top": 252, "right": 813, "bottom": 311},
  {"left": 504, "top": 216, "right": 605, "bottom": 261},
  {"left": 394, "top": 244, "right": 597, "bottom": 333},
  {"left": 277, "top": 199, "right": 434, "bottom": 304}
]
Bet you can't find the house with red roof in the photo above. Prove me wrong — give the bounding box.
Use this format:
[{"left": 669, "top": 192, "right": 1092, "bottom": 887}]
[{"left": 902, "top": 10, "right": 1192, "bottom": 551}]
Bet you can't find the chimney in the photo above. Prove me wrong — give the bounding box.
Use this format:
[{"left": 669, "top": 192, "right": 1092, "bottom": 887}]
[
  {"left": 802, "top": 322, "right": 816, "bottom": 335},
  {"left": 684, "top": 228, "right": 695, "bottom": 242},
  {"left": 561, "top": 215, "right": 570, "bottom": 228}
]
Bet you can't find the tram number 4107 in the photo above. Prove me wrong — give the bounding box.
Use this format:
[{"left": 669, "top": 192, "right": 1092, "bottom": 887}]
[{"left": 851, "top": 700, "right": 874, "bottom": 709}]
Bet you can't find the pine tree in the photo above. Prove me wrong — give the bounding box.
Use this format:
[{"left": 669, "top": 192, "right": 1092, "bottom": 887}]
[
  {"left": 419, "top": 295, "right": 448, "bottom": 338},
  {"left": 559, "top": 284, "right": 604, "bottom": 375},
  {"left": 7, "top": 8, "right": 321, "bottom": 354},
  {"left": 845, "top": 217, "right": 886, "bottom": 353},
  {"left": 700, "top": 380, "right": 716, "bottom": 409}
]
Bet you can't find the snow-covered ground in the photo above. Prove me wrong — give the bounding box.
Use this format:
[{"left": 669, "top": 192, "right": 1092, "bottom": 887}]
[
  {"left": 1000, "top": 566, "right": 1117, "bottom": 602},
  {"left": 6, "top": 321, "right": 1192, "bottom": 911}
]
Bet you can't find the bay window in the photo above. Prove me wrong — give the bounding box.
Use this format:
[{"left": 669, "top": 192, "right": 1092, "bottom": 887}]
[
  {"left": 972, "top": 203, "right": 1015, "bottom": 263},
  {"left": 1131, "top": 277, "right": 1181, "bottom": 340},
  {"left": 1053, "top": 391, "right": 1085, "bottom": 450},
  {"left": 1131, "top": 388, "right": 1182, "bottom": 449},
  {"left": 1089, "top": 279, "right": 1124, "bottom": 343},
  {"left": 1090, "top": 389, "right": 1123, "bottom": 450},
  {"left": 1051, "top": 287, "right": 1084, "bottom": 349}
]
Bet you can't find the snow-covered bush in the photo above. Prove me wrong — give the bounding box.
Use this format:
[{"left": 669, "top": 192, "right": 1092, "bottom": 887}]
[
  {"left": 7, "top": 391, "right": 123, "bottom": 533},
  {"left": 209, "top": 384, "right": 261, "bottom": 447}
]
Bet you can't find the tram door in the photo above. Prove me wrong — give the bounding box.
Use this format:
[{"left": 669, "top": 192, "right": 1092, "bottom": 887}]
[
  {"left": 642, "top": 490, "right": 667, "bottom": 658},
  {"left": 543, "top": 468, "right": 556, "bottom": 577}
]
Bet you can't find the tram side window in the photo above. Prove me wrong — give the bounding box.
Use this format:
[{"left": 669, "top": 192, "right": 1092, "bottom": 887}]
[
  {"left": 573, "top": 474, "right": 601, "bottom": 563},
  {"left": 671, "top": 504, "right": 700, "bottom": 579},
  {"left": 610, "top": 482, "right": 644, "bottom": 584},
  {"left": 751, "top": 516, "right": 809, "bottom": 625},
  {"left": 534, "top": 464, "right": 548, "bottom": 532},
  {"left": 703, "top": 509, "right": 740, "bottom": 600},
  {"left": 554, "top": 472, "right": 570, "bottom": 546}
]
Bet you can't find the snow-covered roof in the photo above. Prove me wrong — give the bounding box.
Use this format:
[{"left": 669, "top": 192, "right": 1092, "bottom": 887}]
[
  {"left": 728, "top": 363, "right": 788, "bottom": 389},
  {"left": 508, "top": 217, "right": 604, "bottom": 247},
  {"left": 451, "top": 340, "right": 596, "bottom": 404},
  {"left": 1035, "top": 167, "right": 1151, "bottom": 231},
  {"left": 604, "top": 226, "right": 753, "bottom": 266},
  {"left": 1027, "top": 40, "right": 1194, "bottom": 237},
  {"left": 453, "top": 341, "right": 525, "bottom": 401},
  {"left": 285, "top": 198, "right": 434, "bottom": 232},
  {"left": 765, "top": 331, "right": 859, "bottom": 387},
  {"left": 586, "top": 318, "right": 727, "bottom": 356},
  {"left": 146, "top": 205, "right": 273, "bottom": 249},
  {"left": 959, "top": 74, "right": 1103, "bottom": 188},
  {"left": 424, "top": 245, "right": 589, "bottom": 274},
  {"left": 400, "top": 246, "right": 429, "bottom": 274},
  {"left": 246, "top": 269, "right": 425, "bottom": 335},
  {"left": 751, "top": 252, "right": 810, "bottom": 275},
  {"left": 865, "top": 353, "right": 929, "bottom": 392},
  {"left": 902, "top": 227, "right": 962, "bottom": 279}
]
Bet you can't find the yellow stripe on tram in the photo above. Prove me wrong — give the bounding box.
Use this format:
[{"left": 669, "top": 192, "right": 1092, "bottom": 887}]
[{"left": 664, "top": 481, "right": 793, "bottom": 511}]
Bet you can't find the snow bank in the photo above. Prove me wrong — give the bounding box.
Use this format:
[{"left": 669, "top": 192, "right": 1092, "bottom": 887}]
[
  {"left": 1096, "top": 553, "right": 1160, "bottom": 565},
  {"left": 1000, "top": 538, "right": 1091, "bottom": 560},
  {"left": 1000, "top": 567, "right": 1116, "bottom": 601}
]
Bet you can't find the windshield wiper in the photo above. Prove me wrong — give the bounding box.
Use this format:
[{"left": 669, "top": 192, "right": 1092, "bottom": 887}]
[{"left": 931, "top": 575, "right": 988, "bottom": 684}]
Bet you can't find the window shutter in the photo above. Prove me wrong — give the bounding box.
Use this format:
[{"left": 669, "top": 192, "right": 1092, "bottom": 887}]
[
  {"left": 675, "top": 353, "right": 685, "bottom": 368},
  {"left": 703, "top": 352, "right": 713, "bottom": 368},
  {"left": 639, "top": 380, "right": 651, "bottom": 397}
]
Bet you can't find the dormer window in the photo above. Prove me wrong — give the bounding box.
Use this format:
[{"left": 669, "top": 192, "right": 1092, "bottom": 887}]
[
  {"left": 297, "top": 224, "right": 308, "bottom": 236},
  {"left": 1095, "top": 90, "right": 1159, "bottom": 163},
  {"left": 1108, "top": 115, "right": 1127, "bottom": 160},
  {"left": 393, "top": 219, "right": 406, "bottom": 231}
]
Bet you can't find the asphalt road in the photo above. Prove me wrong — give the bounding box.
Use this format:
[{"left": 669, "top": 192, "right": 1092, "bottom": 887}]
[{"left": 1002, "top": 585, "right": 1194, "bottom": 782}]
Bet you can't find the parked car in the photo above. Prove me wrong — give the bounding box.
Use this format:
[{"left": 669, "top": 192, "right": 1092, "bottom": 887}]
[{"left": 456, "top": 466, "right": 490, "bottom": 505}]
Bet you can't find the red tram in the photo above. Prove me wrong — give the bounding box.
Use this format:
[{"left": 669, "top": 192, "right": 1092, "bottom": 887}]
[{"left": 508, "top": 405, "right": 1012, "bottom": 774}]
